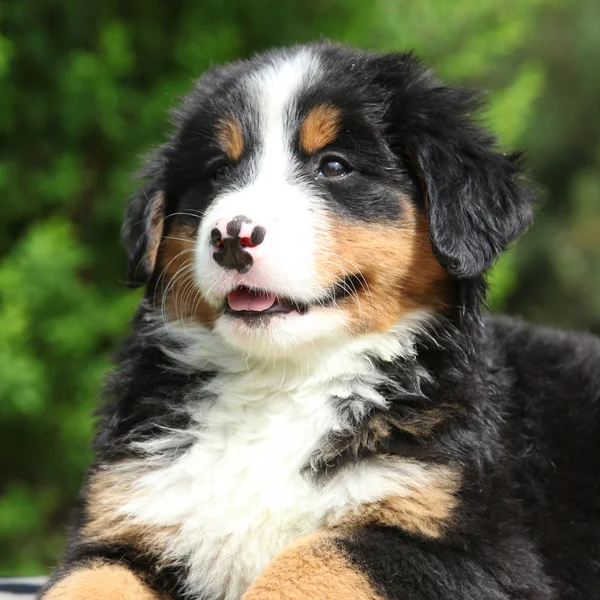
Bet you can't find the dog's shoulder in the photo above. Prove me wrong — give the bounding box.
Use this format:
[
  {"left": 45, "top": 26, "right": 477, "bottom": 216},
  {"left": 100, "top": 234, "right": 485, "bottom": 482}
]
[
  {"left": 484, "top": 314, "right": 600, "bottom": 464},
  {"left": 484, "top": 313, "right": 600, "bottom": 378}
]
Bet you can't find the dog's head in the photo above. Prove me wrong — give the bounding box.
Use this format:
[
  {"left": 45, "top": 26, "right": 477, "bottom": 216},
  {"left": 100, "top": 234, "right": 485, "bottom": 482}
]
[{"left": 123, "top": 43, "right": 534, "bottom": 357}]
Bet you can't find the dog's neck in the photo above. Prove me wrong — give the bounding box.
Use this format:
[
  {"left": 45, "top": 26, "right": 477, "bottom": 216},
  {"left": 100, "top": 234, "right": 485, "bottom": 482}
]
[{"left": 148, "top": 308, "right": 436, "bottom": 392}]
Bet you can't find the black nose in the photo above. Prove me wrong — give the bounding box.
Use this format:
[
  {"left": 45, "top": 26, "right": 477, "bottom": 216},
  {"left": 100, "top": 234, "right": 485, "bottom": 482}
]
[{"left": 211, "top": 215, "right": 266, "bottom": 273}]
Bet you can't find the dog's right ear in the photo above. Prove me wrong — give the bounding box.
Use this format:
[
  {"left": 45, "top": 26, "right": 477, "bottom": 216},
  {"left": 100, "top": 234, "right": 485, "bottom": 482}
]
[{"left": 122, "top": 184, "right": 165, "bottom": 288}]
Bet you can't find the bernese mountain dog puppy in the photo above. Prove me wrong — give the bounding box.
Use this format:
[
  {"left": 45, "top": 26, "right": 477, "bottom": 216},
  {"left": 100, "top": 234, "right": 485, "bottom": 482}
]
[{"left": 40, "top": 42, "right": 600, "bottom": 600}]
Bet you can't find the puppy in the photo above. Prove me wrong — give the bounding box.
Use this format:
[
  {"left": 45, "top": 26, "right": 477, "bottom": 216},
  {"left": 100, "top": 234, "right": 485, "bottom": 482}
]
[{"left": 40, "top": 42, "right": 600, "bottom": 600}]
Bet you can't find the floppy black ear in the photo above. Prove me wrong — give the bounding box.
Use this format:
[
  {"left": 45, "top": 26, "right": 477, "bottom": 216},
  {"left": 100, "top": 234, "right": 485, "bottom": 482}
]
[
  {"left": 412, "top": 107, "right": 535, "bottom": 278},
  {"left": 377, "top": 52, "right": 535, "bottom": 279},
  {"left": 122, "top": 184, "right": 165, "bottom": 288}
]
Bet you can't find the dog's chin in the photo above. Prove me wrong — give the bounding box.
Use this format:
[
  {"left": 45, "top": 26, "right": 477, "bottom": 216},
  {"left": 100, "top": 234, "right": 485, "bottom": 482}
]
[
  {"left": 213, "top": 303, "right": 350, "bottom": 360},
  {"left": 208, "top": 276, "right": 365, "bottom": 359}
]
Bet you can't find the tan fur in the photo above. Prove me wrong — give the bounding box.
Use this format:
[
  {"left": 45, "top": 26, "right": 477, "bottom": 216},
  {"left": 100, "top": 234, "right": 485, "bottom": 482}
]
[
  {"left": 146, "top": 193, "right": 166, "bottom": 274},
  {"left": 322, "top": 409, "right": 451, "bottom": 467},
  {"left": 217, "top": 117, "right": 244, "bottom": 161},
  {"left": 318, "top": 200, "right": 449, "bottom": 334},
  {"left": 398, "top": 407, "right": 452, "bottom": 438},
  {"left": 43, "top": 563, "right": 163, "bottom": 600},
  {"left": 154, "top": 221, "right": 217, "bottom": 326},
  {"left": 130, "top": 192, "right": 165, "bottom": 285},
  {"left": 242, "top": 533, "right": 383, "bottom": 600},
  {"left": 363, "top": 408, "right": 452, "bottom": 442},
  {"left": 83, "top": 460, "right": 455, "bottom": 597},
  {"left": 357, "top": 413, "right": 393, "bottom": 452},
  {"left": 84, "top": 468, "right": 177, "bottom": 556},
  {"left": 329, "top": 466, "right": 461, "bottom": 539},
  {"left": 299, "top": 104, "right": 342, "bottom": 154}
]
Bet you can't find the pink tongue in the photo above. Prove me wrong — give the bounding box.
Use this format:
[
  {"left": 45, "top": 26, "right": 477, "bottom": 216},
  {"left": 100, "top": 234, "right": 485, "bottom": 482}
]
[{"left": 227, "top": 288, "right": 277, "bottom": 312}]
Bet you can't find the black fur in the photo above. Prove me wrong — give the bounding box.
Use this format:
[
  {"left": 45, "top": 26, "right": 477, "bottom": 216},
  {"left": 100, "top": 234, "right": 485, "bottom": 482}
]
[{"left": 41, "top": 42, "right": 600, "bottom": 600}]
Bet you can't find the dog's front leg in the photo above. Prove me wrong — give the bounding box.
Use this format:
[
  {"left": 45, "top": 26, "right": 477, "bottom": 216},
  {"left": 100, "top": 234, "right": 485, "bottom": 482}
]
[
  {"left": 242, "top": 526, "right": 553, "bottom": 600},
  {"left": 39, "top": 561, "right": 171, "bottom": 600},
  {"left": 241, "top": 532, "right": 383, "bottom": 600}
]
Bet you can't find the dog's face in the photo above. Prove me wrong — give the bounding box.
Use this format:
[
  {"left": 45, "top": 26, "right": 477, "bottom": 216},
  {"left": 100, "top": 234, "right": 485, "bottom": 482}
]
[{"left": 124, "top": 43, "right": 533, "bottom": 358}]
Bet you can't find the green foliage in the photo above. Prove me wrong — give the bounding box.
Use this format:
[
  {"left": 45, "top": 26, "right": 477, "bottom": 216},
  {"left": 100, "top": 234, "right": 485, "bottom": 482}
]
[{"left": 0, "top": 0, "right": 598, "bottom": 574}]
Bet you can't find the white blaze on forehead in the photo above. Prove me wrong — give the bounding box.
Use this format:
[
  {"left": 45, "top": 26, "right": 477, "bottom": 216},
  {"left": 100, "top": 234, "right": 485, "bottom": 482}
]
[{"left": 248, "top": 49, "right": 322, "bottom": 182}]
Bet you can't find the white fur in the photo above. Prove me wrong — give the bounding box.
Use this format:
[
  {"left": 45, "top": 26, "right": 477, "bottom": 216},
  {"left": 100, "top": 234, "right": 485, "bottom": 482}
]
[
  {"left": 114, "top": 310, "right": 438, "bottom": 600},
  {"left": 195, "top": 49, "right": 325, "bottom": 306}
]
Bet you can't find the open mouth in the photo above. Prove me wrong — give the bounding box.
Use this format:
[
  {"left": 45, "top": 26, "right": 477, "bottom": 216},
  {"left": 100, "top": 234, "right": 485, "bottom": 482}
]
[
  {"left": 224, "top": 274, "right": 365, "bottom": 319},
  {"left": 225, "top": 288, "right": 308, "bottom": 317}
]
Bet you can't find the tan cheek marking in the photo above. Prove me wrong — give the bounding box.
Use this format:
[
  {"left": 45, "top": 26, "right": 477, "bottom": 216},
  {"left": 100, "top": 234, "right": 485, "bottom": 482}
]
[
  {"left": 329, "top": 467, "right": 460, "bottom": 539},
  {"left": 217, "top": 117, "right": 244, "bottom": 161},
  {"left": 242, "top": 532, "right": 383, "bottom": 600},
  {"left": 319, "top": 200, "right": 450, "bottom": 334},
  {"left": 153, "top": 222, "right": 218, "bottom": 327},
  {"left": 83, "top": 469, "right": 177, "bottom": 557},
  {"left": 42, "top": 563, "right": 164, "bottom": 600},
  {"left": 299, "top": 104, "right": 342, "bottom": 154}
]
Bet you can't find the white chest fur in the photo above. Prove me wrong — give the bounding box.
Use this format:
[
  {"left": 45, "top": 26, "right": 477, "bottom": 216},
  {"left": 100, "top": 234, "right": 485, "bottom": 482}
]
[
  {"left": 119, "top": 382, "right": 395, "bottom": 599},
  {"left": 113, "top": 319, "right": 433, "bottom": 599}
]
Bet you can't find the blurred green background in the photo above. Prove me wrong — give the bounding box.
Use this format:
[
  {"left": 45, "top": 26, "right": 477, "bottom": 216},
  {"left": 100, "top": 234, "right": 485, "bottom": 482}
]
[{"left": 1, "top": 0, "right": 600, "bottom": 575}]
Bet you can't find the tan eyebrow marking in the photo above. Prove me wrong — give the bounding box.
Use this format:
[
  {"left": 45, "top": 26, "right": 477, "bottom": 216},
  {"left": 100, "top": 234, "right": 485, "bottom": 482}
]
[
  {"left": 216, "top": 117, "right": 244, "bottom": 161},
  {"left": 299, "top": 104, "right": 342, "bottom": 154}
]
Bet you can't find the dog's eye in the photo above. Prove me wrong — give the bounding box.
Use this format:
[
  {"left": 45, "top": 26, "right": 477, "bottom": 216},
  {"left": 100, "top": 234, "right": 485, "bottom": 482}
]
[
  {"left": 319, "top": 159, "right": 351, "bottom": 178},
  {"left": 214, "top": 165, "right": 232, "bottom": 181}
]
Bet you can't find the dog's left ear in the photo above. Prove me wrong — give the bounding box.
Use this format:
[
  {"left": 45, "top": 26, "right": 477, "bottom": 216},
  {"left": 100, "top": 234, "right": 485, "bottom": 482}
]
[
  {"left": 378, "top": 55, "right": 536, "bottom": 278},
  {"left": 411, "top": 108, "right": 535, "bottom": 279}
]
